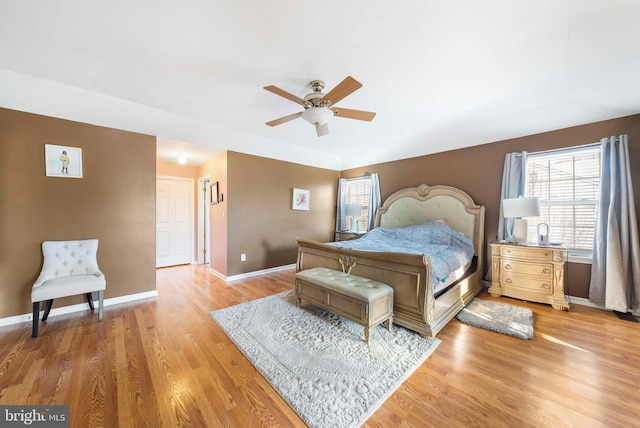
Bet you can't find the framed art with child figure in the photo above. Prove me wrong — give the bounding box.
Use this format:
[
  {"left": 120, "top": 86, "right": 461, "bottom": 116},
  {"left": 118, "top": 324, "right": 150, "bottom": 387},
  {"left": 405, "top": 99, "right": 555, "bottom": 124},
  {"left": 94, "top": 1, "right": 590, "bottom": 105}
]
[{"left": 45, "top": 144, "right": 83, "bottom": 178}]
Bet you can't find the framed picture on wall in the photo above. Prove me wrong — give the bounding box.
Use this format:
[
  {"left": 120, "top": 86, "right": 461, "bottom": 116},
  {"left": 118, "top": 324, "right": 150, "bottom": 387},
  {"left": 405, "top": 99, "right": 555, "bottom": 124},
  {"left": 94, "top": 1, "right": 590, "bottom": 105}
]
[
  {"left": 292, "top": 188, "right": 310, "bottom": 210},
  {"left": 45, "top": 144, "right": 83, "bottom": 178},
  {"left": 211, "top": 181, "right": 223, "bottom": 204}
]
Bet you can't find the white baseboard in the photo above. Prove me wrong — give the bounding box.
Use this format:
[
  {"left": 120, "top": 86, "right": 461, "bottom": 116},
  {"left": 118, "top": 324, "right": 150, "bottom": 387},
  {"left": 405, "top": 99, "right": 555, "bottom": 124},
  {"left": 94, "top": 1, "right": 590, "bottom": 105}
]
[
  {"left": 210, "top": 264, "right": 296, "bottom": 283},
  {"left": 0, "top": 290, "right": 159, "bottom": 327}
]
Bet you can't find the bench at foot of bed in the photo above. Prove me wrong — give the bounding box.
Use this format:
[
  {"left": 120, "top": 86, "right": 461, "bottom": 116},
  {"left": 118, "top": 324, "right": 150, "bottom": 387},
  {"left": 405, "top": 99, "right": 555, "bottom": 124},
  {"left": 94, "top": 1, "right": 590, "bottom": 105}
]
[{"left": 294, "top": 267, "right": 393, "bottom": 343}]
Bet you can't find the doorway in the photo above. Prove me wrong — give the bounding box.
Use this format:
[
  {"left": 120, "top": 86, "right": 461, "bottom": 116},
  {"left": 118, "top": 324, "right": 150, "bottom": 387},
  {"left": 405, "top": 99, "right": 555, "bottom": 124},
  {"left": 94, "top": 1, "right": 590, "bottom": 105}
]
[{"left": 156, "top": 177, "right": 193, "bottom": 268}]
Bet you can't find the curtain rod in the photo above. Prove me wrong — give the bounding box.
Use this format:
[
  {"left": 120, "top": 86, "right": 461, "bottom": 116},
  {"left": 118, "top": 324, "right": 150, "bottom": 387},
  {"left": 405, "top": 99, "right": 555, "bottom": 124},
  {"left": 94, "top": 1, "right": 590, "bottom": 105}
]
[{"left": 515, "top": 141, "right": 602, "bottom": 157}]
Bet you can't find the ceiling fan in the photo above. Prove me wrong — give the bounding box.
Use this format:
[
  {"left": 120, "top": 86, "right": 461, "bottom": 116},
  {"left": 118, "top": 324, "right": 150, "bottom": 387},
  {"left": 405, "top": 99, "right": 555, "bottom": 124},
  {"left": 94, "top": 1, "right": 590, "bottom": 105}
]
[{"left": 264, "top": 76, "right": 376, "bottom": 137}]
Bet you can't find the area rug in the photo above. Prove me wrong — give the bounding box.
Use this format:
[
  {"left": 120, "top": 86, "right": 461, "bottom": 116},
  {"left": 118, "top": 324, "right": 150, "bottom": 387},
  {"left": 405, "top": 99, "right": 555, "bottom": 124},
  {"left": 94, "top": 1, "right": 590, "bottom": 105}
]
[
  {"left": 209, "top": 291, "right": 440, "bottom": 428},
  {"left": 456, "top": 298, "right": 534, "bottom": 339}
]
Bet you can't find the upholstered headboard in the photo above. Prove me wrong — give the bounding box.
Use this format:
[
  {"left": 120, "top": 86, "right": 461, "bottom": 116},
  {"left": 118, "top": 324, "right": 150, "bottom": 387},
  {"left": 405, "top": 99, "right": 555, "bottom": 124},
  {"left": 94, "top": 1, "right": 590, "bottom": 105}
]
[{"left": 375, "top": 183, "right": 485, "bottom": 260}]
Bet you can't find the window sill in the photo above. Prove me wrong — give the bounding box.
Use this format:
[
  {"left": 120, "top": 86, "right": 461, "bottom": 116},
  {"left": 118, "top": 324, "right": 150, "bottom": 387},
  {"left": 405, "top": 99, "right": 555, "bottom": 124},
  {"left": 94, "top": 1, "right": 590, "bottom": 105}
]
[{"left": 568, "top": 252, "right": 592, "bottom": 264}]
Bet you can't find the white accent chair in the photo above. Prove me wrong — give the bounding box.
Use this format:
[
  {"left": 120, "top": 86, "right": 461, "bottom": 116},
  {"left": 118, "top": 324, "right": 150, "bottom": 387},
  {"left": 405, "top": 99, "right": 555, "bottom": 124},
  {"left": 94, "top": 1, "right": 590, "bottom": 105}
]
[{"left": 31, "top": 239, "right": 106, "bottom": 337}]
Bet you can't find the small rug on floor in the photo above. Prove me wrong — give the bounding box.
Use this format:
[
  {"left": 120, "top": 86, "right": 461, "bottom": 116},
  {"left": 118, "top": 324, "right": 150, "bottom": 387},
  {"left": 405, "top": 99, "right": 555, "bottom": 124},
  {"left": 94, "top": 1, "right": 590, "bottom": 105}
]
[
  {"left": 209, "top": 291, "right": 440, "bottom": 428},
  {"left": 456, "top": 298, "right": 534, "bottom": 339}
]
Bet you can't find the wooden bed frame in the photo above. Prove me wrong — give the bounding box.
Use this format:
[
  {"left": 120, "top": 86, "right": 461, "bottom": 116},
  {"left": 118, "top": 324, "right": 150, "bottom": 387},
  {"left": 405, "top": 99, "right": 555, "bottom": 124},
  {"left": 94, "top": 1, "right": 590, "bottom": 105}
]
[{"left": 296, "top": 183, "right": 486, "bottom": 337}]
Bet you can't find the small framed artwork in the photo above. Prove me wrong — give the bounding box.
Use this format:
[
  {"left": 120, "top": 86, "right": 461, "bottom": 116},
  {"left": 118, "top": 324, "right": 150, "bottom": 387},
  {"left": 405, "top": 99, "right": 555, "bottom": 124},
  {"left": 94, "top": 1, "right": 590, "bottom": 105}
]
[
  {"left": 45, "top": 144, "right": 83, "bottom": 178},
  {"left": 292, "top": 188, "right": 310, "bottom": 210},
  {"left": 211, "top": 181, "right": 223, "bottom": 204}
]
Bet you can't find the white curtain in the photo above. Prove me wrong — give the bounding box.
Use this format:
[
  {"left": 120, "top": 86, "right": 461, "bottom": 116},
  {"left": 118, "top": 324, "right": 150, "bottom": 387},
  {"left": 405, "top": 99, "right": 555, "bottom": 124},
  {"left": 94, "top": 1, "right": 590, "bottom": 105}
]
[
  {"left": 497, "top": 152, "right": 528, "bottom": 241},
  {"left": 486, "top": 152, "right": 527, "bottom": 282},
  {"left": 367, "top": 173, "right": 382, "bottom": 231},
  {"left": 336, "top": 178, "right": 348, "bottom": 232},
  {"left": 589, "top": 135, "right": 640, "bottom": 313}
]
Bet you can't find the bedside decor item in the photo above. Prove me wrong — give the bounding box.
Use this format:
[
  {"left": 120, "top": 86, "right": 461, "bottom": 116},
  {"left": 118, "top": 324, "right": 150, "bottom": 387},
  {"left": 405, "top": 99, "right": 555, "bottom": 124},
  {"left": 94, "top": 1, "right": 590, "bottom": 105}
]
[
  {"left": 292, "top": 188, "right": 310, "bottom": 210},
  {"left": 502, "top": 197, "right": 540, "bottom": 243},
  {"left": 456, "top": 298, "right": 533, "bottom": 339},
  {"left": 210, "top": 291, "right": 440, "bottom": 428},
  {"left": 537, "top": 223, "right": 550, "bottom": 245},
  {"left": 45, "top": 144, "right": 82, "bottom": 178}
]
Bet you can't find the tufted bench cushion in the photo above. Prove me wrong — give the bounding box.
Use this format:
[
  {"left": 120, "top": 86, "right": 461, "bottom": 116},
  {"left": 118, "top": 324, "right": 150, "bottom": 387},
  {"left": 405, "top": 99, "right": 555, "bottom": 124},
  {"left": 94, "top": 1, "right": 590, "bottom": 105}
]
[{"left": 295, "top": 267, "right": 393, "bottom": 343}]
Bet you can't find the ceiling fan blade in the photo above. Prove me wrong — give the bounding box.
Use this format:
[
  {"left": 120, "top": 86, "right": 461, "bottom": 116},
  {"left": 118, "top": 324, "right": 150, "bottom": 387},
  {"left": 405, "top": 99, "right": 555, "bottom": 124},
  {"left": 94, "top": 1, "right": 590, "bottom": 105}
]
[
  {"left": 321, "top": 76, "right": 362, "bottom": 106},
  {"left": 330, "top": 107, "right": 376, "bottom": 121},
  {"left": 316, "top": 122, "right": 329, "bottom": 137},
  {"left": 264, "top": 85, "right": 308, "bottom": 106},
  {"left": 266, "top": 112, "right": 302, "bottom": 127}
]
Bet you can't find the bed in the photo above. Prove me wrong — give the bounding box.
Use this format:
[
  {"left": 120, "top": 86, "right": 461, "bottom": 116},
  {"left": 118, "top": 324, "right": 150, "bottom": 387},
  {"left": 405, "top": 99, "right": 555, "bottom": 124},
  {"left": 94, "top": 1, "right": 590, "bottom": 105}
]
[{"left": 295, "top": 183, "right": 485, "bottom": 337}]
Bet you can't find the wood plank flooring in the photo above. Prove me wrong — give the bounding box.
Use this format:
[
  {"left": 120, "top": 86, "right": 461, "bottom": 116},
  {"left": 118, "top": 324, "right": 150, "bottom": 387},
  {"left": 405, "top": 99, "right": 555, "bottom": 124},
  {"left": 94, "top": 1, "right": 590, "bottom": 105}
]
[{"left": 1, "top": 265, "right": 639, "bottom": 427}]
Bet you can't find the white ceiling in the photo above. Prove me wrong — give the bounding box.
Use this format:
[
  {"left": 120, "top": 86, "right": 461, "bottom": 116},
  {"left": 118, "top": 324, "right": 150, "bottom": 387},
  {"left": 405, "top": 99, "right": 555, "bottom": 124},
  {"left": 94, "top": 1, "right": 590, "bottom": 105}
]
[{"left": 1, "top": 1, "right": 640, "bottom": 170}]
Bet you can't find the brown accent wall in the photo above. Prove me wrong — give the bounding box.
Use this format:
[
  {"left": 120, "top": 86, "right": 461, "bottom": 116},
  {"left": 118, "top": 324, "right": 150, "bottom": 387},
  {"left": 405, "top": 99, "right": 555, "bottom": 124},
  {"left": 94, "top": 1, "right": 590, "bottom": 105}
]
[
  {"left": 0, "top": 108, "right": 157, "bottom": 318},
  {"left": 225, "top": 152, "right": 339, "bottom": 276},
  {"left": 342, "top": 114, "right": 640, "bottom": 299}
]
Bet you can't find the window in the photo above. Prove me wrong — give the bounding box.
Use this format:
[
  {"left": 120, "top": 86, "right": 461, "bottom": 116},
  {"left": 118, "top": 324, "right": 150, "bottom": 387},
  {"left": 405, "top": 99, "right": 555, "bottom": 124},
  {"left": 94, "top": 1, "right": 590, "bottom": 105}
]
[
  {"left": 343, "top": 177, "right": 371, "bottom": 232},
  {"left": 524, "top": 145, "right": 600, "bottom": 257}
]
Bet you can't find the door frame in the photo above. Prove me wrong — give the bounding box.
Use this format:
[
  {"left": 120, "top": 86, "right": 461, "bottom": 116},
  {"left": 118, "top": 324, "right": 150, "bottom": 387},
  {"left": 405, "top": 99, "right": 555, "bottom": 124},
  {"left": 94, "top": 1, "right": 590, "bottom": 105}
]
[
  {"left": 156, "top": 175, "right": 195, "bottom": 266},
  {"left": 197, "top": 175, "right": 211, "bottom": 265}
]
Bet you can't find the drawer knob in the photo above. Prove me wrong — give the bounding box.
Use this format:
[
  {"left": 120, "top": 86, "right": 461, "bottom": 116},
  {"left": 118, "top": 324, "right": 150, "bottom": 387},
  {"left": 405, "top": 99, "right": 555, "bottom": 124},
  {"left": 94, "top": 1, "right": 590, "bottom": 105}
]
[
  {"left": 542, "top": 268, "right": 550, "bottom": 274},
  {"left": 504, "top": 264, "right": 512, "bottom": 270},
  {"left": 540, "top": 283, "right": 550, "bottom": 289},
  {"left": 505, "top": 278, "right": 512, "bottom": 284}
]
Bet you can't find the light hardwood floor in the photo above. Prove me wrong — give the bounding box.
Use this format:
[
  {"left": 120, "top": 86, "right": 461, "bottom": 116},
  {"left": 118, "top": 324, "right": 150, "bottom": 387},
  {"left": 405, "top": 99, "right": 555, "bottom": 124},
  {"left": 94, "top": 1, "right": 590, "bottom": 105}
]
[{"left": 1, "top": 265, "right": 638, "bottom": 427}]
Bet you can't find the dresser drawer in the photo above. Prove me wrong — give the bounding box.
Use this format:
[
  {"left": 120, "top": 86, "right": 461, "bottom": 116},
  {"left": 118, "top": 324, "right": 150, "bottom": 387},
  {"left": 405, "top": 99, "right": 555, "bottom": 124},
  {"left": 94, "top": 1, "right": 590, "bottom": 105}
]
[
  {"left": 501, "top": 246, "right": 554, "bottom": 261},
  {"left": 501, "top": 275, "right": 553, "bottom": 295},
  {"left": 501, "top": 260, "right": 553, "bottom": 278}
]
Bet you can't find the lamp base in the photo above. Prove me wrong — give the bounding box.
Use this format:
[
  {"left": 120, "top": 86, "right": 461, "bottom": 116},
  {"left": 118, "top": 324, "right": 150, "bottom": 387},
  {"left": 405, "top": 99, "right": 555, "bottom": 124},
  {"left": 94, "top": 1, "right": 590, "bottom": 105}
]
[
  {"left": 351, "top": 217, "right": 359, "bottom": 233},
  {"left": 513, "top": 219, "right": 528, "bottom": 244}
]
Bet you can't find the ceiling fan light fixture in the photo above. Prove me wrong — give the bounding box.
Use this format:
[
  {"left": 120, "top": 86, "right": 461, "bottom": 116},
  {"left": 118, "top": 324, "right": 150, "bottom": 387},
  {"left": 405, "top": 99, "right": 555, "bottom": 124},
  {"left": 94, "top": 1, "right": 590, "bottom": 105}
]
[{"left": 301, "top": 107, "right": 333, "bottom": 125}]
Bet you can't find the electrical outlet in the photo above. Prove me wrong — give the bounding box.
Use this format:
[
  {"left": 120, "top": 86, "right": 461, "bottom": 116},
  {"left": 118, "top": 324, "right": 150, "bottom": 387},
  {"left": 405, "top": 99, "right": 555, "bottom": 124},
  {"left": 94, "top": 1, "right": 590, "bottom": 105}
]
[{"left": 241, "top": 253, "right": 246, "bottom": 261}]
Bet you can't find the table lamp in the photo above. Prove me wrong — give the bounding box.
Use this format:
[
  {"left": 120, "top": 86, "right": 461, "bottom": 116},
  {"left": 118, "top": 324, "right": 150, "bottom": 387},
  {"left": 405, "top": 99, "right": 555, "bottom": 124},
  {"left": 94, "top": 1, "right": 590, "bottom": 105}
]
[
  {"left": 502, "top": 197, "right": 540, "bottom": 244},
  {"left": 345, "top": 204, "right": 362, "bottom": 232}
]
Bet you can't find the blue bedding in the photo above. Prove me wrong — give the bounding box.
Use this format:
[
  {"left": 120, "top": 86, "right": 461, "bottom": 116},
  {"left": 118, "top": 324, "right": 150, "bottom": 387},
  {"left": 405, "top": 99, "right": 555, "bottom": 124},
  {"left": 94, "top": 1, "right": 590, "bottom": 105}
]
[{"left": 328, "top": 221, "right": 474, "bottom": 291}]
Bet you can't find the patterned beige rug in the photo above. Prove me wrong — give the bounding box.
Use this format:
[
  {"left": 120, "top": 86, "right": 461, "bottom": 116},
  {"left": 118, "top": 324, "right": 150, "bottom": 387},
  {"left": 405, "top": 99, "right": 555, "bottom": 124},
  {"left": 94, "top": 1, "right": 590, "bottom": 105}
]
[{"left": 210, "top": 291, "right": 440, "bottom": 428}]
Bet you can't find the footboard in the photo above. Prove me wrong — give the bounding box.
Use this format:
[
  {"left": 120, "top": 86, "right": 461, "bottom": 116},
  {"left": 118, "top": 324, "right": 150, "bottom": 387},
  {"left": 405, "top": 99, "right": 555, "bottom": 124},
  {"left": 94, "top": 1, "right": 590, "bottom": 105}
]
[{"left": 295, "top": 238, "right": 435, "bottom": 336}]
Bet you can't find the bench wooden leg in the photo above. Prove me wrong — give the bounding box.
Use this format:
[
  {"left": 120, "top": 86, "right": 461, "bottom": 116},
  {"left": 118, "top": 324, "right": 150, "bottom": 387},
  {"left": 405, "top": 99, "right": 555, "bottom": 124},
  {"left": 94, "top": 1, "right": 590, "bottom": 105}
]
[
  {"left": 387, "top": 316, "right": 393, "bottom": 331},
  {"left": 364, "top": 326, "right": 371, "bottom": 343}
]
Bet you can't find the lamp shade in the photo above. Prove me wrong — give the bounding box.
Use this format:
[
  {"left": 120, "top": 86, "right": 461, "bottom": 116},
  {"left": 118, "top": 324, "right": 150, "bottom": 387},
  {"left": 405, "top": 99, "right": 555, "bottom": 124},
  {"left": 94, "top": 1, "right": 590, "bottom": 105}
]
[
  {"left": 301, "top": 107, "right": 334, "bottom": 125},
  {"left": 503, "top": 197, "right": 540, "bottom": 218},
  {"left": 346, "top": 204, "right": 362, "bottom": 217}
]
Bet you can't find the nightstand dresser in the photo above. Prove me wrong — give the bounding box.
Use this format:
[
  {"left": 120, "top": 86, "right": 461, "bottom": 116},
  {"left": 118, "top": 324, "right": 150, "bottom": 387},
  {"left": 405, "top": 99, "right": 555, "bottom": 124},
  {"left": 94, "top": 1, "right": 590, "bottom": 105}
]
[
  {"left": 334, "top": 231, "right": 366, "bottom": 242},
  {"left": 488, "top": 241, "right": 570, "bottom": 310}
]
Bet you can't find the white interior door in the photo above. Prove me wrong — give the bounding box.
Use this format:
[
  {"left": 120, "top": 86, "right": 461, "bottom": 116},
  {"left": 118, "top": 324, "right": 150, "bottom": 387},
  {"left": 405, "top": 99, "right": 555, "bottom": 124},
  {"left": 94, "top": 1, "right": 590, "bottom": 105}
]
[{"left": 156, "top": 177, "right": 192, "bottom": 268}]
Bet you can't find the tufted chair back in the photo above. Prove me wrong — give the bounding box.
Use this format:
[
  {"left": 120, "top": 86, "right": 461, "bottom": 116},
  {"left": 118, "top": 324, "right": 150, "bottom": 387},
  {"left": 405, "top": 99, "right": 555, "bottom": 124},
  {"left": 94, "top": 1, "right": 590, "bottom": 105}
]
[
  {"left": 34, "top": 239, "right": 103, "bottom": 287},
  {"left": 31, "top": 239, "right": 106, "bottom": 337}
]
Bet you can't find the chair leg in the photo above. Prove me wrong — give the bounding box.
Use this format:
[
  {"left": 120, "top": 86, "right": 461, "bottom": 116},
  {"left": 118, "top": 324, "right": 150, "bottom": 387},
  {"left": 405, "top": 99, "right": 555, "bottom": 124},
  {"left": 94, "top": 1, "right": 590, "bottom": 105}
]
[
  {"left": 32, "top": 302, "right": 40, "bottom": 338},
  {"left": 42, "top": 299, "right": 54, "bottom": 321},
  {"left": 86, "top": 292, "right": 95, "bottom": 311},
  {"left": 98, "top": 290, "right": 104, "bottom": 321}
]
